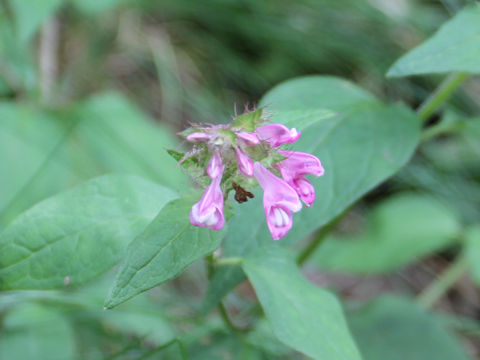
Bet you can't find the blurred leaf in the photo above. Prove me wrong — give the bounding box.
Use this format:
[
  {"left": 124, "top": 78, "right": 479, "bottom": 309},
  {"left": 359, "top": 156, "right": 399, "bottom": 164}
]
[
  {"left": 203, "top": 76, "right": 420, "bottom": 311},
  {"left": 387, "top": 3, "right": 480, "bottom": 77},
  {"left": 261, "top": 75, "right": 377, "bottom": 112},
  {"left": 243, "top": 247, "right": 361, "bottom": 360},
  {"left": 71, "top": 92, "right": 188, "bottom": 190},
  {"left": 105, "top": 193, "right": 226, "bottom": 309},
  {"left": 0, "top": 174, "right": 177, "bottom": 289},
  {"left": 9, "top": 0, "right": 64, "bottom": 43},
  {"left": 0, "top": 93, "right": 187, "bottom": 227},
  {"left": 465, "top": 225, "right": 480, "bottom": 286},
  {"left": 0, "top": 303, "right": 75, "bottom": 360},
  {"left": 70, "top": 0, "right": 131, "bottom": 15},
  {"left": 312, "top": 193, "right": 461, "bottom": 273},
  {"left": 348, "top": 296, "right": 472, "bottom": 360}
]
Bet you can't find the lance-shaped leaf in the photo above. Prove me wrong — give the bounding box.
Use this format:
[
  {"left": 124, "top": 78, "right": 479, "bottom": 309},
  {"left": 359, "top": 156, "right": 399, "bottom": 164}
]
[
  {"left": 0, "top": 175, "right": 177, "bottom": 290},
  {"left": 387, "top": 3, "right": 480, "bottom": 77},
  {"left": 243, "top": 247, "right": 361, "bottom": 360},
  {"left": 105, "top": 193, "right": 226, "bottom": 309}
]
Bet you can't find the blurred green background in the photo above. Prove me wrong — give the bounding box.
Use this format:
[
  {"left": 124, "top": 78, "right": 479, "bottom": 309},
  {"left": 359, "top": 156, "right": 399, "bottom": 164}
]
[{"left": 1, "top": 0, "right": 480, "bottom": 359}]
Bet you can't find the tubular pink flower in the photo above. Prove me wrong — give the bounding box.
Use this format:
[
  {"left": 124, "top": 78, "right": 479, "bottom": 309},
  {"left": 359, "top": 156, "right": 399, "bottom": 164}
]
[
  {"left": 235, "top": 147, "right": 254, "bottom": 177},
  {"left": 236, "top": 131, "right": 260, "bottom": 146},
  {"left": 253, "top": 162, "right": 302, "bottom": 240},
  {"left": 186, "top": 132, "right": 211, "bottom": 143},
  {"left": 273, "top": 150, "right": 324, "bottom": 207},
  {"left": 190, "top": 174, "right": 225, "bottom": 231},
  {"left": 255, "top": 123, "right": 301, "bottom": 147},
  {"left": 207, "top": 150, "right": 223, "bottom": 179}
]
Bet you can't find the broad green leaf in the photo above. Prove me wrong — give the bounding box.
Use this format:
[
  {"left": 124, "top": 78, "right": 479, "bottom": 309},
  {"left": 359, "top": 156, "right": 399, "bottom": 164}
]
[
  {"left": 0, "top": 174, "right": 177, "bottom": 289},
  {"left": 203, "top": 76, "right": 420, "bottom": 311},
  {"left": 0, "top": 102, "right": 69, "bottom": 225},
  {"left": 348, "top": 296, "right": 472, "bottom": 360},
  {"left": 387, "top": 4, "right": 480, "bottom": 77},
  {"left": 465, "top": 225, "right": 480, "bottom": 286},
  {"left": 0, "top": 93, "right": 186, "bottom": 227},
  {"left": 105, "top": 193, "right": 226, "bottom": 309},
  {"left": 243, "top": 247, "right": 361, "bottom": 360},
  {"left": 10, "top": 0, "right": 65, "bottom": 43},
  {"left": 70, "top": 92, "right": 188, "bottom": 190},
  {"left": 311, "top": 193, "right": 461, "bottom": 273},
  {"left": 71, "top": 0, "right": 131, "bottom": 15},
  {"left": 260, "top": 76, "right": 377, "bottom": 112},
  {"left": 0, "top": 303, "right": 76, "bottom": 360}
]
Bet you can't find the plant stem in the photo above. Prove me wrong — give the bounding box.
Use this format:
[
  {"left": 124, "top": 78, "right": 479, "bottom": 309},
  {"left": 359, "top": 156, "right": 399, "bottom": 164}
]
[
  {"left": 417, "top": 255, "right": 469, "bottom": 309},
  {"left": 215, "top": 257, "right": 243, "bottom": 266},
  {"left": 417, "top": 72, "right": 468, "bottom": 122},
  {"left": 420, "top": 119, "right": 466, "bottom": 142},
  {"left": 296, "top": 213, "right": 345, "bottom": 266}
]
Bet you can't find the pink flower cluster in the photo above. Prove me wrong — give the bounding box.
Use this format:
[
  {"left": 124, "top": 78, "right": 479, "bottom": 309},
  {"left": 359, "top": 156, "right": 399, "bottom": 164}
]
[{"left": 184, "top": 120, "right": 324, "bottom": 240}]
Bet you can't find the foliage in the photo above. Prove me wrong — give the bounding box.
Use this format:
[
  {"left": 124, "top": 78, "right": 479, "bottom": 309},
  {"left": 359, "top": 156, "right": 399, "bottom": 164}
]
[{"left": 1, "top": 0, "right": 480, "bottom": 359}]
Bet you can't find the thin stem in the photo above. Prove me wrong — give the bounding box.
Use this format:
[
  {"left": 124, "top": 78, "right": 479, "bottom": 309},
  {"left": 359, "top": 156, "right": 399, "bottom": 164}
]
[
  {"left": 296, "top": 212, "right": 345, "bottom": 266},
  {"left": 417, "top": 255, "right": 469, "bottom": 309},
  {"left": 417, "top": 72, "right": 468, "bottom": 122},
  {"left": 420, "top": 119, "right": 466, "bottom": 142},
  {"left": 215, "top": 257, "right": 243, "bottom": 266}
]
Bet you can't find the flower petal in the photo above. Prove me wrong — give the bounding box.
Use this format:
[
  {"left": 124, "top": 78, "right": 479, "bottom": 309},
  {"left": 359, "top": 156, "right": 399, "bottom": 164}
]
[
  {"left": 189, "top": 174, "right": 225, "bottom": 230},
  {"left": 235, "top": 147, "right": 254, "bottom": 177},
  {"left": 207, "top": 150, "right": 223, "bottom": 179},
  {"left": 256, "top": 123, "right": 301, "bottom": 147},
  {"left": 236, "top": 131, "right": 260, "bottom": 146}
]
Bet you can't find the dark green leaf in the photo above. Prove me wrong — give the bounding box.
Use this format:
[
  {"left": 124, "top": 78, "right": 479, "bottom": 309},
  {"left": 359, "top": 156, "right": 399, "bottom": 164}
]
[
  {"left": 0, "top": 175, "right": 177, "bottom": 289},
  {"left": 348, "top": 296, "right": 472, "bottom": 360},
  {"left": 104, "top": 193, "right": 226, "bottom": 308},
  {"left": 465, "top": 225, "right": 480, "bottom": 286}
]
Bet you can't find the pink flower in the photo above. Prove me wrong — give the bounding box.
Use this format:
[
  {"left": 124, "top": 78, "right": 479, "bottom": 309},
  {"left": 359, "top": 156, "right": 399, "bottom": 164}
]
[
  {"left": 235, "top": 147, "right": 254, "bottom": 177},
  {"left": 236, "top": 131, "right": 260, "bottom": 146},
  {"left": 186, "top": 132, "right": 211, "bottom": 143},
  {"left": 253, "top": 162, "right": 302, "bottom": 240},
  {"left": 273, "top": 150, "right": 324, "bottom": 207},
  {"left": 255, "top": 123, "right": 301, "bottom": 147},
  {"left": 207, "top": 150, "right": 223, "bottom": 179},
  {"left": 190, "top": 174, "right": 225, "bottom": 231}
]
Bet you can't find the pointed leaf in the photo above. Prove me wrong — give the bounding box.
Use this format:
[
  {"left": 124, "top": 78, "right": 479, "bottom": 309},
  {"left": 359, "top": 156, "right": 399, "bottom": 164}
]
[
  {"left": 105, "top": 193, "right": 226, "bottom": 309},
  {"left": 0, "top": 175, "right": 177, "bottom": 289},
  {"left": 387, "top": 4, "right": 480, "bottom": 77},
  {"left": 243, "top": 247, "right": 361, "bottom": 360}
]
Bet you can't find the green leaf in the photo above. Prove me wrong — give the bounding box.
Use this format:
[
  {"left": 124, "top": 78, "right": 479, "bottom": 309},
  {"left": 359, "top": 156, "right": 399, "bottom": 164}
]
[
  {"left": 231, "top": 108, "right": 264, "bottom": 132},
  {"left": 203, "top": 76, "right": 420, "bottom": 311},
  {"left": 311, "top": 193, "right": 461, "bottom": 273},
  {"left": 0, "top": 303, "right": 76, "bottom": 360},
  {"left": 10, "top": 0, "right": 65, "bottom": 43},
  {"left": 348, "top": 296, "right": 472, "bottom": 360},
  {"left": 260, "top": 76, "right": 377, "bottom": 112},
  {"left": 243, "top": 247, "right": 361, "bottom": 360},
  {"left": 387, "top": 4, "right": 480, "bottom": 77},
  {"left": 0, "top": 174, "right": 177, "bottom": 289},
  {"left": 71, "top": 92, "right": 188, "bottom": 190},
  {"left": 465, "top": 225, "right": 480, "bottom": 286},
  {"left": 104, "top": 193, "right": 226, "bottom": 309},
  {"left": 0, "top": 93, "right": 187, "bottom": 227}
]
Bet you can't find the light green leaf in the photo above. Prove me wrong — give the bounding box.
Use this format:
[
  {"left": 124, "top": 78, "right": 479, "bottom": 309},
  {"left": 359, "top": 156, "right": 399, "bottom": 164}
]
[
  {"left": 0, "top": 175, "right": 177, "bottom": 289},
  {"left": 387, "top": 4, "right": 480, "bottom": 77},
  {"left": 260, "top": 75, "right": 377, "bottom": 112},
  {"left": 0, "top": 93, "right": 186, "bottom": 227},
  {"left": 243, "top": 247, "right": 361, "bottom": 360},
  {"left": 312, "top": 193, "right": 461, "bottom": 273},
  {"left": 0, "top": 303, "right": 76, "bottom": 360},
  {"left": 465, "top": 225, "right": 480, "bottom": 286},
  {"left": 348, "top": 296, "right": 472, "bottom": 360},
  {"left": 105, "top": 193, "right": 226, "bottom": 309},
  {"left": 10, "top": 0, "right": 65, "bottom": 43}
]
